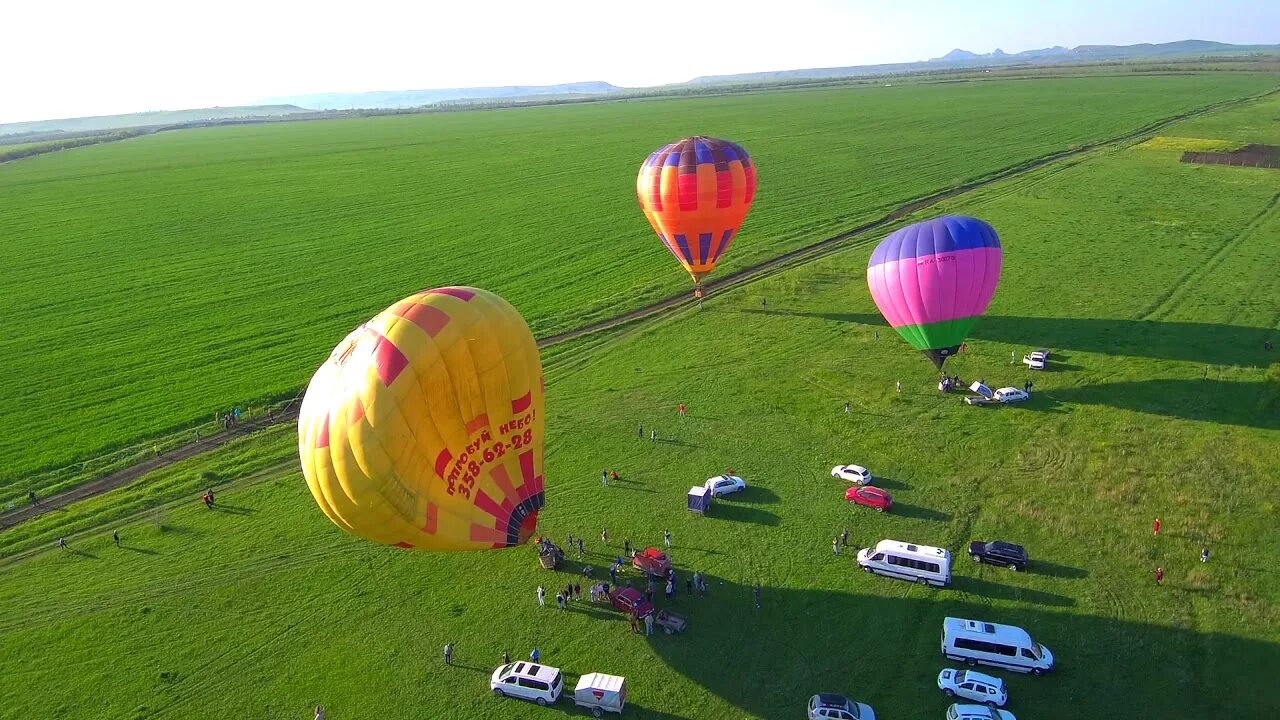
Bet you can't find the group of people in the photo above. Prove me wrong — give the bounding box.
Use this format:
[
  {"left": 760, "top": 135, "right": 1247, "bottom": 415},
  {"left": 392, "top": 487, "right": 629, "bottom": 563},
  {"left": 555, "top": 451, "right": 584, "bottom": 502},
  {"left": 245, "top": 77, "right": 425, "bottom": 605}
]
[
  {"left": 600, "top": 468, "right": 620, "bottom": 486},
  {"left": 937, "top": 375, "right": 965, "bottom": 393},
  {"left": 219, "top": 407, "right": 242, "bottom": 431}
]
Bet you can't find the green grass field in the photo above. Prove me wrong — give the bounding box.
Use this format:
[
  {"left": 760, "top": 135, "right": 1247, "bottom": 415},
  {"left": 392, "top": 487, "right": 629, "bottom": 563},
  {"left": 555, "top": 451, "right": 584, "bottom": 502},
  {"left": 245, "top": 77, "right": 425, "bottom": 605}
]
[
  {"left": 1, "top": 83, "right": 1276, "bottom": 720},
  {"left": 2, "top": 73, "right": 1277, "bottom": 495}
]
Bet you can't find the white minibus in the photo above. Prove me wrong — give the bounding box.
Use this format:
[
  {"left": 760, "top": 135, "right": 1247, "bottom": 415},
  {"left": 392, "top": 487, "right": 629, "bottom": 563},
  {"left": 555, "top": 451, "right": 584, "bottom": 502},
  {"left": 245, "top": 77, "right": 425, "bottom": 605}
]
[
  {"left": 941, "top": 617, "right": 1055, "bottom": 674},
  {"left": 856, "top": 540, "right": 951, "bottom": 587}
]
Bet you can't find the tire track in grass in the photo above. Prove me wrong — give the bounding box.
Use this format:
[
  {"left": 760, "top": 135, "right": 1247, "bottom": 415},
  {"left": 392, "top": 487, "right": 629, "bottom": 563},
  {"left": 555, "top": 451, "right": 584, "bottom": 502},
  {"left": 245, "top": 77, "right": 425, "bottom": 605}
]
[
  {"left": 6, "top": 85, "right": 1279, "bottom": 533},
  {"left": 1139, "top": 191, "right": 1280, "bottom": 322}
]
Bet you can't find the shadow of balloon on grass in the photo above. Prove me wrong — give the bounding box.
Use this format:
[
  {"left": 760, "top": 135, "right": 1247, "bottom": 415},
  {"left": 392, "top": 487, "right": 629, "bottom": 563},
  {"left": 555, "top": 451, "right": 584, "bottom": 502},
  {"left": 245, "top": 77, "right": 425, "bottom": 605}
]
[
  {"left": 740, "top": 309, "right": 1278, "bottom": 368},
  {"left": 1046, "top": 378, "right": 1279, "bottom": 429},
  {"left": 638, "top": 575, "right": 1279, "bottom": 719}
]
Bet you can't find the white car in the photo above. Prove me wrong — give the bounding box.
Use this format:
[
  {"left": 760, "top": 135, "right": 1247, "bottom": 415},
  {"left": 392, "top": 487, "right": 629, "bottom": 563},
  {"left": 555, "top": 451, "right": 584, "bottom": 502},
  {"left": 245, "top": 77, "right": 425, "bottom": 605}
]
[
  {"left": 491, "top": 662, "right": 563, "bottom": 706},
  {"left": 1022, "top": 352, "right": 1046, "bottom": 370},
  {"left": 705, "top": 474, "right": 746, "bottom": 497},
  {"left": 946, "top": 704, "right": 1015, "bottom": 720},
  {"left": 937, "top": 669, "right": 1007, "bottom": 707},
  {"left": 807, "top": 693, "right": 875, "bottom": 720},
  {"left": 993, "top": 387, "right": 1029, "bottom": 403},
  {"left": 832, "top": 464, "right": 873, "bottom": 485}
]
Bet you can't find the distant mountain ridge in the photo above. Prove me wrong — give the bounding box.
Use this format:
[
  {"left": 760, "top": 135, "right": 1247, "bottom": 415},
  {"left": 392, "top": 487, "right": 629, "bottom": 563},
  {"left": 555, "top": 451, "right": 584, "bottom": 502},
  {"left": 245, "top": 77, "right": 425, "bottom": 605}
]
[
  {"left": 0, "top": 105, "right": 310, "bottom": 138},
  {"left": 688, "top": 39, "right": 1279, "bottom": 84},
  {"left": 266, "top": 81, "right": 622, "bottom": 111}
]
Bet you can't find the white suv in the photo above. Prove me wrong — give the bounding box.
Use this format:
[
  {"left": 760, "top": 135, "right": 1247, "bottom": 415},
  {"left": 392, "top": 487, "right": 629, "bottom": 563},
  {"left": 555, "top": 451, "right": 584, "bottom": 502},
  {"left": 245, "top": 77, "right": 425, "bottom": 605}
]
[
  {"left": 993, "top": 387, "right": 1029, "bottom": 403},
  {"left": 946, "top": 703, "right": 1015, "bottom": 720},
  {"left": 491, "top": 662, "right": 563, "bottom": 706},
  {"left": 937, "top": 668, "right": 1007, "bottom": 707}
]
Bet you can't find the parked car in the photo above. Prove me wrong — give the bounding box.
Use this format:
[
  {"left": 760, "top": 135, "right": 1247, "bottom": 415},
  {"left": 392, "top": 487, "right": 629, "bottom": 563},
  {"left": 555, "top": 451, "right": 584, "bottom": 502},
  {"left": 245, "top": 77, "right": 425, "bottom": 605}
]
[
  {"left": 705, "top": 474, "right": 746, "bottom": 497},
  {"left": 993, "top": 387, "right": 1029, "bottom": 403},
  {"left": 967, "top": 541, "right": 1029, "bottom": 571},
  {"left": 937, "top": 669, "right": 1007, "bottom": 707},
  {"left": 631, "top": 547, "right": 671, "bottom": 578},
  {"left": 1022, "top": 351, "right": 1046, "bottom": 370},
  {"left": 845, "top": 485, "right": 892, "bottom": 512},
  {"left": 490, "top": 662, "right": 564, "bottom": 706},
  {"left": 832, "top": 464, "right": 873, "bottom": 485},
  {"left": 807, "top": 693, "right": 875, "bottom": 720},
  {"left": 945, "top": 703, "right": 1015, "bottom": 720},
  {"left": 609, "top": 587, "right": 654, "bottom": 618}
]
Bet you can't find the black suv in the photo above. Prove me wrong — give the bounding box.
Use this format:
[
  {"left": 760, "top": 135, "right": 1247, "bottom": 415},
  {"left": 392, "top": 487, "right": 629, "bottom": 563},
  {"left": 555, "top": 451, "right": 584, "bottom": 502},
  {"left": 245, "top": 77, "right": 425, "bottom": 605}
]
[{"left": 967, "top": 540, "right": 1029, "bottom": 571}]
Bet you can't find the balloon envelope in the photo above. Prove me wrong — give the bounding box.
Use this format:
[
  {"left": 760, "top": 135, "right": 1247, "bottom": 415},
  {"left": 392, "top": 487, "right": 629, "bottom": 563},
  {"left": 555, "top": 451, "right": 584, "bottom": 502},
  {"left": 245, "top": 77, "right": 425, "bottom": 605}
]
[
  {"left": 298, "top": 287, "right": 545, "bottom": 551},
  {"left": 866, "top": 216, "right": 1002, "bottom": 368},
  {"left": 637, "top": 136, "right": 757, "bottom": 286}
]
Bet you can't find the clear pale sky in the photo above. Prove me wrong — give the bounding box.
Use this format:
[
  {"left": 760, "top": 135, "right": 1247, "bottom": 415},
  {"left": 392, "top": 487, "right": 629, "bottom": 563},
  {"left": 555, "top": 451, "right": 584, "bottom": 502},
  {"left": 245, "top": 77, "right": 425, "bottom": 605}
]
[{"left": 3, "top": 0, "right": 1277, "bottom": 124}]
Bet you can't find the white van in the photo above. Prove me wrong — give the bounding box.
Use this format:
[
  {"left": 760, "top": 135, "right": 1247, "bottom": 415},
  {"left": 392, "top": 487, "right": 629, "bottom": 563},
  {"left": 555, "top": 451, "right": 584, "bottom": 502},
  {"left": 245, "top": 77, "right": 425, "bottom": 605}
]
[
  {"left": 856, "top": 540, "right": 951, "bottom": 587},
  {"left": 491, "top": 662, "right": 564, "bottom": 705},
  {"left": 941, "top": 617, "right": 1054, "bottom": 675}
]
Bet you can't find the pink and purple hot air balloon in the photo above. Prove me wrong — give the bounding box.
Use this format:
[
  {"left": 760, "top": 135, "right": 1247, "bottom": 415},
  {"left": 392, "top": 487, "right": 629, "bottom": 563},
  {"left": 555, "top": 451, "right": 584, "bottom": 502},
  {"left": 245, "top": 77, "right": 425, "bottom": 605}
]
[{"left": 866, "top": 216, "right": 1002, "bottom": 369}]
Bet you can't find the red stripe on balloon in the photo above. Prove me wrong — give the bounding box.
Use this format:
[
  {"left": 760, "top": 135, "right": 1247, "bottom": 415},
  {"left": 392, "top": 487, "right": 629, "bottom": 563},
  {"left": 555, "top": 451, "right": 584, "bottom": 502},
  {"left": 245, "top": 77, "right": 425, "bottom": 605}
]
[
  {"left": 394, "top": 301, "right": 451, "bottom": 337},
  {"left": 347, "top": 397, "right": 365, "bottom": 427},
  {"left": 362, "top": 328, "right": 408, "bottom": 386},
  {"left": 519, "top": 449, "right": 544, "bottom": 495},
  {"left": 422, "top": 287, "right": 475, "bottom": 301},
  {"left": 434, "top": 449, "right": 453, "bottom": 478},
  {"left": 490, "top": 464, "right": 520, "bottom": 505},
  {"left": 474, "top": 491, "right": 511, "bottom": 531},
  {"left": 422, "top": 502, "right": 439, "bottom": 534},
  {"left": 469, "top": 524, "right": 507, "bottom": 545},
  {"left": 743, "top": 164, "right": 758, "bottom": 204},
  {"left": 677, "top": 173, "right": 698, "bottom": 211},
  {"left": 715, "top": 169, "right": 732, "bottom": 208},
  {"left": 315, "top": 413, "right": 330, "bottom": 449},
  {"left": 511, "top": 392, "right": 532, "bottom": 414},
  {"left": 465, "top": 414, "right": 489, "bottom": 435}
]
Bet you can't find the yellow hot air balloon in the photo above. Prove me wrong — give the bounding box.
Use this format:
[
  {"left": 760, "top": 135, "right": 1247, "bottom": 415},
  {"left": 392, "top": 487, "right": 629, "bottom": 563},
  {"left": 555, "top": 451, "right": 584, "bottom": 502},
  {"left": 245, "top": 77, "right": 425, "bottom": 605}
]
[{"left": 298, "top": 287, "right": 545, "bottom": 551}]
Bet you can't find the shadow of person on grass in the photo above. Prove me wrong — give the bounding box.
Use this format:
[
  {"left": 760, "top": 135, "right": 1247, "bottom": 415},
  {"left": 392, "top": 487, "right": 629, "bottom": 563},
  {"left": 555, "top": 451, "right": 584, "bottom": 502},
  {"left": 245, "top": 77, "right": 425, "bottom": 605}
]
[
  {"left": 119, "top": 545, "right": 159, "bottom": 556},
  {"left": 211, "top": 504, "right": 255, "bottom": 515},
  {"left": 642, "top": 576, "right": 1279, "bottom": 719}
]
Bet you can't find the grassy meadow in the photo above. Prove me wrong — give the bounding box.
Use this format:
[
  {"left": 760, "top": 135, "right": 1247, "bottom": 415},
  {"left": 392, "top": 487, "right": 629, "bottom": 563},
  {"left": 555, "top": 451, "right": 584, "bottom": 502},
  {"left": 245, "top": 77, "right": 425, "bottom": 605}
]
[
  {"left": 1, "top": 86, "right": 1276, "bottom": 720},
  {"left": 2, "top": 73, "right": 1278, "bottom": 494}
]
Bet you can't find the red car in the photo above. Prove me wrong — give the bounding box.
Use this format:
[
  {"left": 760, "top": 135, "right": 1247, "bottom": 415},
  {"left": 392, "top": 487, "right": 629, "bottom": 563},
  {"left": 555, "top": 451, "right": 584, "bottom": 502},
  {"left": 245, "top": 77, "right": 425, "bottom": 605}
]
[
  {"left": 610, "top": 587, "right": 654, "bottom": 618},
  {"left": 846, "top": 485, "right": 892, "bottom": 512},
  {"left": 631, "top": 547, "right": 671, "bottom": 578}
]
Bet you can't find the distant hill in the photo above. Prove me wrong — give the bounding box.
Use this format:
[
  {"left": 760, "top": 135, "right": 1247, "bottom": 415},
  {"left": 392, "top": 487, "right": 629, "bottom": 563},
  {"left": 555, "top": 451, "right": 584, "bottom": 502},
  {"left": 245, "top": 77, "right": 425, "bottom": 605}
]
[
  {"left": 267, "top": 81, "right": 622, "bottom": 111},
  {"left": 0, "top": 105, "right": 311, "bottom": 137},
  {"left": 690, "top": 39, "right": 1280, "bottom": 85}
]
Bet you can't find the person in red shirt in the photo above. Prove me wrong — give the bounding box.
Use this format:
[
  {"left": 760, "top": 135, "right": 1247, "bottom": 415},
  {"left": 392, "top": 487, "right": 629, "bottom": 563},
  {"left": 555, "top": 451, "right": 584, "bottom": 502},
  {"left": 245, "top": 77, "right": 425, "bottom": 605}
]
[
  {"left": 1154, "top": 567, "right": 1164, "bottom": 585},
  {"left": 678, "top": 403, "right": 686, "bottom": 418},
  {"left": 1153, "top": 517, "right": 1161, "bottom": 535}
]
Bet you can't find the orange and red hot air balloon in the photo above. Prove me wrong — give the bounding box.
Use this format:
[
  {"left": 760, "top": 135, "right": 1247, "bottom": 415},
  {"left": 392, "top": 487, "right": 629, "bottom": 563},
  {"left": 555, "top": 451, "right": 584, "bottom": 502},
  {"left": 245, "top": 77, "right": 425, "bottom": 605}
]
[{"left": 637, "top": 136, "right": 757, "bottom": 298}]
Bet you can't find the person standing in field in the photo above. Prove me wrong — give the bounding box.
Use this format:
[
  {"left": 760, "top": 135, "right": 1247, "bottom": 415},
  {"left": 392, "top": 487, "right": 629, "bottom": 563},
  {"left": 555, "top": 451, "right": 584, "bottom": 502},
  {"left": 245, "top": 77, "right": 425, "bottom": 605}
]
[
  {"left": 1201, "top": 547, "right": 1210, "bottom": 563},
  {"left": 650, "top": 428, "right": 657, "bottom": 443},
  {"left": 844, "top": 401, "right": 851, "bottom": 414},
  {"left": 28, "top": 490, "right": 38, "bottom": 506},
  {"left": 537, "top": 585, "right": 545, "bottom": 608},
  {"left": 601, "top": 469, "right": 608, "bottom": 487},
  {"left": 57, "top": 537, "right": 68, "bottom": 550},
  {"left": 678, "top": 403, "right": 686, "bottom": 419},
  {"left": 530, "top": 648, "right": 540, "bottom": 662},
  {"left": 623, "top": 538, "right": 631, "bottom": 557},
  {"left": 644, "top": 612, "right": 654, "bottom": 636},
  {"left": 113, "top": 530, "right": 120, "bottom": 547},
  {"left": 443, "top": 643, "right": 454, "bottom": 665},
  {"left": 895, "top": 381, "right": 902, "bottom": 394},
  {"left": 629, "top": 612, "right": 640, "bottom": 634},
  {"left": 762, "top": 297, "right": 767, "bottom": 309},
  {"left": 637, "top": 423, "right": 644, "bottom": 438},
  {"left": 314, "top": 705, "right": 325, "bottom": 720},
  {"left": 601, "top": 528, "right": 608, "bottom": 545},
  {"left": 841, "top": 529, "right": 849, "bottom": 547},
  {"left": 832, "top": 537, "right": 840, "bottom": 557},
  {"left": 501, "top": 651, "right": 510, "bottom": 665},
  {"left": 1153, "top": 517, "right": 1161, "bottom": 536},
  {"left": 664, "top": 529, "right": 671, "bottom": 548},
  {"left": 1154, "top": 567, "right": 1164, "bottom": 586},
  {"left": 753, "top": 582, "right": 762, "bottom": 609}
]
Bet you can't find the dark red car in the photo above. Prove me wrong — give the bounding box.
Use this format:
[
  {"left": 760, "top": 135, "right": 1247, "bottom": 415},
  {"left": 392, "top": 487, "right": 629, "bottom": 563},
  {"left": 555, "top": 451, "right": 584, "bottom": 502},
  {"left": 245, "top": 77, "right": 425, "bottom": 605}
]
[
  {"left": 610, "top": 587, "right": 654, "bottom": 618},
  {"left": 845, "top": 485, "right": 892, "bottom": 512},
  {"left": 631, "top": 547, "right": 671, "bottom": 578}
]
